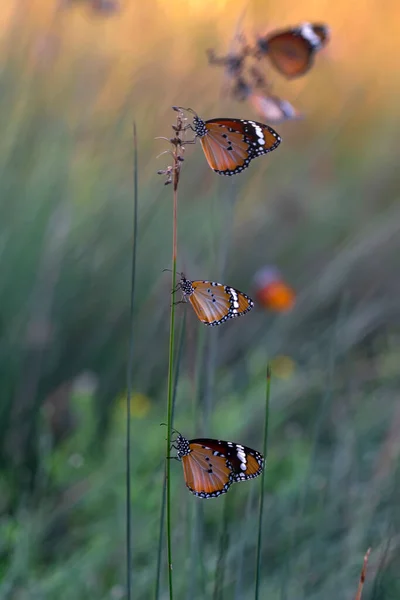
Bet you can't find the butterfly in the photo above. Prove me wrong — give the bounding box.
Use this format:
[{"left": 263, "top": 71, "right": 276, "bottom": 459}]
[
  {"left": 175, "top": 107, "right": 281, "bottom": 175},
  {"left": 256, "top": 23, "right": 329, "bottom": 78},
  {"left": 174, "top": 433, "right": 264, "bottom": 498},
  {"left": 175, "top": 273, "right": 254, "bottom": 326},
  {"left": 248, "top": 93, "right": 303, "bottom": 124}
]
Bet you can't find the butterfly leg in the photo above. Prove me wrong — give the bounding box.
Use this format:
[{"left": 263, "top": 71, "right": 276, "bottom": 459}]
[{"left": 171, "top": 282, "right": 182, "bottom": 293}]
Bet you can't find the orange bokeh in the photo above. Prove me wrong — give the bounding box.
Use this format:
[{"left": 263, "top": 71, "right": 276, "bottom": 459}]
[
  {"left": 256, "top": 280, "right": 295, "bottom": 312},
  {"left": 254, "top": 267, "right": 295, "bottom": 312}
]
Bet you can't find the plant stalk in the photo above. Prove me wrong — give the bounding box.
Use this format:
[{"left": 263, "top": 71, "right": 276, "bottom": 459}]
[{"left": 255, "top": 365, "right": 272, "bottom": 600}]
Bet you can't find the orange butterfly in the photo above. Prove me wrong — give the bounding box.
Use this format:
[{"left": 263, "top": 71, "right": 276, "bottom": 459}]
[
  {"left": 176, "top": 274, "right": 254, "bottom": 326},
  {"left": 175, "top": 107, "right": 281, "bottom": 175},
  {"left": 175, "top": 434, "right": 264, "bottom": 498},
  {"left": 256, "top": 23, "right": 329, "bottom": 78},
  {"left": 248, "top": 93, "right": 303, "bottom": 124}
]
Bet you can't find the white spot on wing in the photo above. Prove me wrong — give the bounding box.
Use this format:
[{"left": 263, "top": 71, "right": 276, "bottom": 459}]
[{"left": 300, "top": 22, "right": 322, "bottom": 48}]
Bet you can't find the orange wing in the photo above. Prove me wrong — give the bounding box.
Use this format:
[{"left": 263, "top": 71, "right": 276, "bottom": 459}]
[
  {"left": 200, "top": 130, "right": 249, "bottom": 174},
  {"left": 200, "top": 119, "right": 281, "bottom": 175},
  {"left": 190, "top": 438, "right": 264, "bottom": 484},
  {"left": 182, "top": 447, "right": 233, "bottom": 498},
  {"left": 188, "top": 281, "right": 254, "bottom": 326},
  {"left": 267, "top": 32, "right": 313, "bottom": 78}
]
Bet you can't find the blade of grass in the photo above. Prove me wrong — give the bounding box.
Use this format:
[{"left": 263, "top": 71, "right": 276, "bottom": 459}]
[
  {"left": 255, "top": 365, "right": 272, "bottom": 600},
  {"left": 213, "top": 494, "right": 232, "bottom": 600},
  {"left": 165, "top": 188, "right": 177, "bottom": 600},
  {"left": 187, "top": 326, "right": 208, "bottom": 600},
  {"left": 234, "top": 486, "right": 257, "bottom": 600},
  {"left": 154, "top": 314, "right": 186, "bottom": 600},
  {"left": 126, "top": 122, "right": 139, "bottom": 600},
  {"left": 355, "top": 549, "right": 371, "bottom": 600}
]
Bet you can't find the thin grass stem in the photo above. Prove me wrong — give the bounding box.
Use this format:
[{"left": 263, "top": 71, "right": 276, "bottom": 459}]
[
  {"left": 255, "top": 365, "right": 272, "bottom": 600},
  {"left": 355, "top": 548, "right": 371, "bottom": 600},
  {"left": 165, "top": 187, "right": 177, "bottom": 600},
  {"left": 213, "top": 495, "right": 231, "bottom": 600},
  {"left": 126, "top": 122, "right": 139, "bottom": 600},
  {"left": 158, "top": 107, "right": 187, "bottom": 600},
  {"left": 155, "top": 314, "right": 186, "bottom": 600}
]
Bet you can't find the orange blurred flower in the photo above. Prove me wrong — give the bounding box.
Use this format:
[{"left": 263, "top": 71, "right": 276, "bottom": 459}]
[{"left": 253, "top": 266, "right": 295, "bottom": 312}]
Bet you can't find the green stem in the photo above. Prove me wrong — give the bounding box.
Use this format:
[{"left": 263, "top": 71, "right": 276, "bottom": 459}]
[
  {"left": 155, "top": 314, "right": 186, "bottom": 600},
  {"left": 165, "top": 182, "right": 178, "bottom": 599},
  {"left": 126, "top": 122, "right": 139, "bottom": 600},
  {"left": 255, "top": 365, "right": 272, "bottom": 600}
]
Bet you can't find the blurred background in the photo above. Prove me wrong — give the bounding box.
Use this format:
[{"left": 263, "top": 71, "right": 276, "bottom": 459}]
[{"left": 1, "top": 0, "right": 400, "bottom": 598}]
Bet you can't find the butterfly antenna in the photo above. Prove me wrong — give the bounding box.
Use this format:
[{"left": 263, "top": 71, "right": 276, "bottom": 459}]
[{"left": 172, "top": 106, "right": 199, "bottom": 118}]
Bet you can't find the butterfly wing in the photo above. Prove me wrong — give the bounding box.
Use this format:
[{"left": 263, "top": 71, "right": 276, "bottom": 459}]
[
  {"left": 192, "top": 439, "right": 264, "bottom": 483},
  {"left": 266, "top": 31, "right": 314, "bottom": 78},
  {"left": 188, "top": 281, "right": 254, "bottom": 326},
  {"left": 200, "top": 119, "right": 281, "bottom": 175},
  {"left": 311, "top": 24, "right": 330, "bottom": 46},
  {"left": 182, "top": 443, "right": 233, "bottom": 498},
  {"left": 249, "top": 94, "right": 303, "bottom": 124}
]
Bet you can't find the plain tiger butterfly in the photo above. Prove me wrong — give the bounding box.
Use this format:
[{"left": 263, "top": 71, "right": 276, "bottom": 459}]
[
  {"left": 174, "top": 434, "right": 264, "bottom": 498},
  {"left": 176, "top": 273, "right": 254, "bottom": 326},
  {"left": 175, "top": 107, "right": 281, "bottom": 176},
  {"left": 256, "top": 23, "right": 330, "bottom": 79},
  {"left": 248, "top": 93, "right": 303, "bottom": 124}
]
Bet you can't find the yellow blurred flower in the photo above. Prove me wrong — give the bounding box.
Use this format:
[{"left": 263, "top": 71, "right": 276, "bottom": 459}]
[
  {"left": 115, "top": 392, "right": 151, "bottom": 419},
  {"left": 270, "top": 355, "right": 296, "bottom": 380}
]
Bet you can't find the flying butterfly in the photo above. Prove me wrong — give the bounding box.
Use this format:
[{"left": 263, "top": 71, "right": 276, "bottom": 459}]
[
  {"left": 175, "top": 273, "right": 254, "bottom": 326},
  {"left": 248, "top": 93, "right": 303, "bottom": 124},
  {"left": 256, "top": 23, "right": 330, "bottom": 78},
  {"left": 175, "top": 106, "right": 281, "bottom": 175},
  {"left": 174, "top": 433, "right": 264, "bottom": 498}
]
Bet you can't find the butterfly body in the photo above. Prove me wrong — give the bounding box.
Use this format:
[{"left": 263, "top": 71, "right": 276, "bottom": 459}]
[
  {"left": 176, "top": 434, "right": 264, "bottom": 498},
  {"left": 257, "top": 22, "right": 329, "bottom": 78},
  {"left": 190, "top": 115, "right": 281, "bottom": 175},
  {"left": 178, "top": 274, "right": 254, "bottom": 326}
]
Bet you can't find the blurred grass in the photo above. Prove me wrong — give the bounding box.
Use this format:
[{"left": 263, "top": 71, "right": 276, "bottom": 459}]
[{"left": 0, "top": 0, "right": 400, "bottom": 598}]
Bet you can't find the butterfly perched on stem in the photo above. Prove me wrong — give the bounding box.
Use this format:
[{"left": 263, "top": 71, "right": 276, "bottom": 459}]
[
  {"left": 256, "top": 23, "right": 329, "bottom": 78},
  {"left": 174, "top": 106, "right": 281, "bottom": 175},
  {"left": 174, "top": 273, "right": 254, "bottom": 326},
  {"left": 174, "top": 433, "right": 264, "bottom": 498}
]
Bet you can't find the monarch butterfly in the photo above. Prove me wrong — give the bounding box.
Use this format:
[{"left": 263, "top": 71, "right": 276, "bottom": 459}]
[
  {"left": 175, "top": 107, "right": 281, "bottom": 175},
  {"left": 176, "top": 273, "right": 254, "bottom": 326},
  {"left": 248, "top": 93, "right": 303, "bottom": 124},
  {"left": 256, "top": 23, "right": 329, "bottom": 78},
  {"left": 174, "top": 433, "right": 264, "bottom": 498}
]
